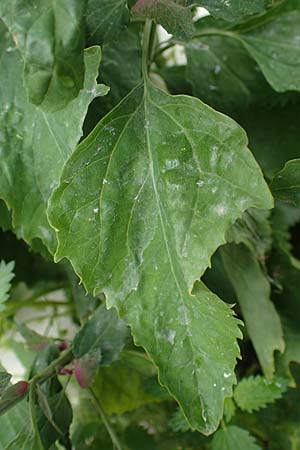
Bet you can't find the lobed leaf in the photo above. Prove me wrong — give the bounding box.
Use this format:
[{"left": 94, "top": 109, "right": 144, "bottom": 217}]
[
  {"left": 0, "top": 21, "right": 107, "bottom": 253},
  {"left": 233, "top": 375, "right": 289, "bottom": 413},
  {"left": 49, "top": 79, "right": 272, "bottom": 433},
  {"left": 0, "top": 0, "right": 86, "bottom": 112}
]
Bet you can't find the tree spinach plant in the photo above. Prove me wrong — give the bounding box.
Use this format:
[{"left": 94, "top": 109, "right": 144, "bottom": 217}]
[{"left": 0, "top": 0, "right": 300, "bottom": 448}]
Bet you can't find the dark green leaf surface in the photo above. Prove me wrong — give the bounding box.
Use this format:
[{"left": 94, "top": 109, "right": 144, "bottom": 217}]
[
  {"left": 221, "top": 244, "right": 284, "bottom": 379},
  {"left": 89, "top": 23, "right": 142, "bottom": 119},
  {"left": 37, "top": 390, "right": 73, "bottom": 450},
  {"left": 211, "top": 425, "right": 261, "bottom": 450},
  {"left": 87, "top": 0, "right": 130, "bottom": 45},
  {"left": 0, "top": 22, "right": 106, "bottom": 253},
  {"left": 234, "top": 375, "right": 288, "bottom": 412},
  {"left": 0, "top": 0, "right": 86, "bottom": 111},
  {"left": 271, "top": 159, "right": 300, "bottom": 206},
  {"left": 49, "top": 79, "right": 272, "bottom": 433}
]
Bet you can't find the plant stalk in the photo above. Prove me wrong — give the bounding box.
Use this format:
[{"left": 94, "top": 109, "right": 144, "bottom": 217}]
[{"left": 89, "top": 387, "right": 123, "bottom": 450}]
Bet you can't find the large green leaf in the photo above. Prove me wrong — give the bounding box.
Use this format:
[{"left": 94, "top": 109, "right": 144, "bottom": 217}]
[
  {"left": 211, "top": 425, "right": 261, "bottom": 450},
  {"left": 221, "top": 244, "right": 284, "bottom": 379},
  {"left": 49, "top": 79, "right": 272, "bottom": 433},
  {"left": 0, "top": 21, "right": 107, "bottom": 253},
  {"left": 271, "top": 159, "right": 300, "bottom": 206},
  {"left": 0, "top": 0, "right": 86, "bottom": 112},
  {"left": 87, "top": 0, "right": 130, "bottom": 45}
]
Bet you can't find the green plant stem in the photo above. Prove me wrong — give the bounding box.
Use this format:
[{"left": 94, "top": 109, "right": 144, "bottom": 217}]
[
  {"left": 29, "top": 382, "right": 44, "bottom": 449},
  {"left": 89, "top": 387, "right": 123, "bottom": 450},
  {"left": 4, "top": 299, "right": 71, "bottom": 316},
  {"left": 32, "top": 347, "right": 74, "bottom": 384},
  {"left": 142, "top": 19, "right": 155, "bottom": 78}
]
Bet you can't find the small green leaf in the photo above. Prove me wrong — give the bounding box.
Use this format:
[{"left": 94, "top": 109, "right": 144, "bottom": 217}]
[
  {"left": 221, "top": 244, "right": 284, "bottom": 379},
  {"left": 0, "top": 381, "right": 29, "bottom": 416},
  {"left": 132, "top": 0, "right": 195, "bottom": 40},
  {"left": 87, "top": 0, "right": 130, "bottom": 45},
  {"left": 0, "top": 260, "right": 14, "bottom": 311},
  {"left": 74, "top": 350, "right": 102, "bottom": 388},
  {"left": 223, "top": 397, "right": 236, "bottom": 423},
  {"left": 0, "top": 0, "right": 86, "bottom": 111},
  {"left": 49, "top": 79, "right": 272, "bottom": 433},
  {"left": 211, "top": 425, "right": 261, "bottom": 450},
  {"left": 73, "top": 304, "right": 128, "bottom": 364},
  {"left": 234, "top": 375, "right": 289, "bottom": 413},
  {"left": 271, "top": 159, "right": 300, "bottom": 206}
]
